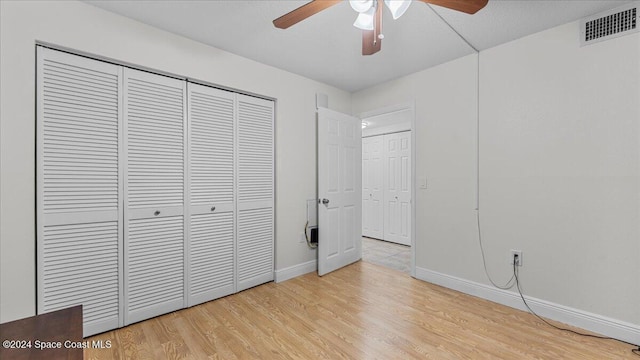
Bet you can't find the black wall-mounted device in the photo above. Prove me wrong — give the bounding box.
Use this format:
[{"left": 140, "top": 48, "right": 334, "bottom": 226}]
[{"left": 310, "top": 228, "right": 318, "bottom": 245}]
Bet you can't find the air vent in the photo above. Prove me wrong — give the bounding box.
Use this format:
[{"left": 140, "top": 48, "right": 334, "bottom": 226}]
[{"left": 580, "top": 3, "right": 638, "bottom": 46}]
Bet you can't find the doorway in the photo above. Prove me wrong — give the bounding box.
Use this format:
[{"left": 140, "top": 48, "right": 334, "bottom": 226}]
[{"left": 359, "top": 103, "right": 415, "bottom": 275}]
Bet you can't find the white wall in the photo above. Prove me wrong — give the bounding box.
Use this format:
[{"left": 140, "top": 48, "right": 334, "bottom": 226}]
[
  {"left": 353, "top": 21, "right": 640, "bottom": 327},
  {"left": 479, "top": 21, "right": 639, "bottom": 325},
  {"left": 0, "top": 0, "right": 351, "bottom": 323}
]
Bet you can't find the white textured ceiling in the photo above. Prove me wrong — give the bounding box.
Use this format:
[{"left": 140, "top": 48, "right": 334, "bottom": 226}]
[{"left": 85, "top": 0, "right": 632, "bottom": 92}]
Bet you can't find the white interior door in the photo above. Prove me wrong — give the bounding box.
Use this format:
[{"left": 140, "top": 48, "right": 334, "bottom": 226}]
[
  {"left": 317, "top": 108, "right": 362, "bottom": 276},
  {"left": 383, "top": 131, "right": 412, "bottom": 245},
  {"left": 187, "top": 83, "right": 236, "bottom": 306},
  {"left": 362, "top": 136, "right": 383, "bottom": 239},
  {"left": 236, "top": 94, "right": 274, "bottom": 291},
  {"left": 123, "top": 68, "right": 187, "bottom": 325},
  {"left": 37, "top": 47, "right": 122, "bottom": 337}
]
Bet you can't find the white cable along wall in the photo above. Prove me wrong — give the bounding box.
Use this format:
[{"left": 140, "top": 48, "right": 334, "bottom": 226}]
[{"left": 36, "top": 46, "right": 274, "bottom": 336}]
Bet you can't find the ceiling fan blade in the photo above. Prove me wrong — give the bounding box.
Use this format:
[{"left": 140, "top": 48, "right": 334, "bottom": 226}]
[
  {"left": 273, "top": 0, "right": 341, "bottom": 29},
  {"left": 419, "top": 0, "right": 488, "bottom": 14},
  {"left": 362, "top": 0, "right": 383, "bottom": 55}
]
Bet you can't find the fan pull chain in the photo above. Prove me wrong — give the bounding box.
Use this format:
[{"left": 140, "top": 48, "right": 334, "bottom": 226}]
[{"left": 377, "top": 0, "right": 384, "bottom": 42}]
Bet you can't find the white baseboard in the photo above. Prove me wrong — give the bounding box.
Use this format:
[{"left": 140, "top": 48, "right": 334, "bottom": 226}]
[
  {"left": 274, "top": 260, "right": 317, "bottom": 283},
  {"left": 415, "top": 266, "right": 640, "bottom": 345}
]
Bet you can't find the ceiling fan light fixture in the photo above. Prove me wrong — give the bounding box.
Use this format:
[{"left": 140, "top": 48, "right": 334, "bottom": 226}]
[
  {"left": 353, "top": 7, "right": 375, "bottom": 30},
  {"left": 272, "top": 0, "right": 489, "bottom": 56},
  {"left": 384, "top": 0, "right": 411, "bottom": 20},
  {"left": 349, "top": 0, "right": 374, "bottom": 13}
]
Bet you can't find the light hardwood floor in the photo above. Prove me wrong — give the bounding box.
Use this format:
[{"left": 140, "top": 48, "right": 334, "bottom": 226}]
[{"left": 86, "top": 262, "right": 635, "bottom": 359}]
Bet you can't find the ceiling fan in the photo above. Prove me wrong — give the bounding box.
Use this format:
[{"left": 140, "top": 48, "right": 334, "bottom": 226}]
[{"left": 273, "top": 0, "right": 488, "bottom": 55}]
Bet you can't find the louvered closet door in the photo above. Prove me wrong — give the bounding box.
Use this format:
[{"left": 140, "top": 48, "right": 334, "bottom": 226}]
[
  {"left": 124, "top": 68, "right": 187, "bottom": 325},
  {"left": 187, "top": 83, "right": 236, "bottom": 306},
  {"left": 236, "top": 95, "right": 274, "bottom": 291},
  {"left": 36, "top": 47, "right": 123, "bottom": 337}
]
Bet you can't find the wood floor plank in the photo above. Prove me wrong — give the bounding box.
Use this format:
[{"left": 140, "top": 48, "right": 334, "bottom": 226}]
[{"left": 86, "top": 261, "right": 636, "bottom": 359}]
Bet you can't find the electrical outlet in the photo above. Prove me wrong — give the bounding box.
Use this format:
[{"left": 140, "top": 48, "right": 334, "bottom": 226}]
[
  {"left": 510, "top": 250, "right": 523, "bottom": 266},
  {"left": 300, "top": 232, "right": 306, "bottom": 243}
]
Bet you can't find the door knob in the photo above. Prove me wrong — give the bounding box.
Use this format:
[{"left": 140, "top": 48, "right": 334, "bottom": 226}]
[{"left": 322, "top": 198, "right": 330, "bottom": 205}]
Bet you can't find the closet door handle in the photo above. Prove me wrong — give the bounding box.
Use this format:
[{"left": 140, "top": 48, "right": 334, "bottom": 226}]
[
  {"left": 154, "top": 210, "right": 160, "bottom": 216},
  {"left": 211, "top": 206, "right": 216, "bottom": 212}
]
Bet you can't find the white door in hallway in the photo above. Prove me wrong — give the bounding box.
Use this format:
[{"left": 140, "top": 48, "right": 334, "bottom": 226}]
[
  {"left": 362, "top": 136, "right": 384, "bottom": 239},
  {"left": 317, "top": 107, "right": 362, "bottom": 276},
  {"left": 383, "top": 131, "right": 411, "bottom": 246}
]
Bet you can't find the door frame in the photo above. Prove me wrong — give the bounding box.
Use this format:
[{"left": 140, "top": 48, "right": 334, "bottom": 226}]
[{"left": 358, "top": 101, "right": 416, "bottom": 277}]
